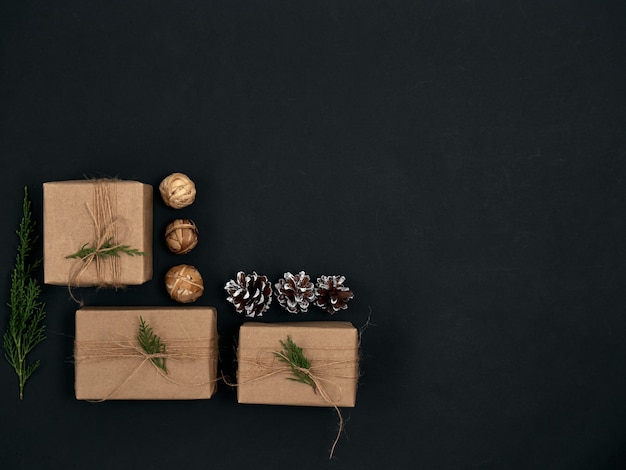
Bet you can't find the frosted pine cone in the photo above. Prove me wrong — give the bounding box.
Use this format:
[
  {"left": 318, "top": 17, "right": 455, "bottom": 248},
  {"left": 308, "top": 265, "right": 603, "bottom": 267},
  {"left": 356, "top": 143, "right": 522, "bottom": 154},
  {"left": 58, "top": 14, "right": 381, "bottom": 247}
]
[
  {"left": 275, "top": 271, "right": 316, "bottom": 314},
  {"left": 224, "top": 271, "right": 272, "bottom": 317},
  {"left": 315, "top": 275, "right": 354, "bottom": 314}
]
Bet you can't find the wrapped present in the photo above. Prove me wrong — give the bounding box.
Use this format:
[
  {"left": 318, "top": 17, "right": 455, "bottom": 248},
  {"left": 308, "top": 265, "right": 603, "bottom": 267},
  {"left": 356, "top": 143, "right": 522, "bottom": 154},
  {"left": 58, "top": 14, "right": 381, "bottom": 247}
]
[
  {"left": 236, "top": 321, "right": 359, "bottom": 407},
  {"left": 43, "top": 179, "right": 152, "bottom": 287},
  {"left": 74, "top": 306, "right": 218, "bottom": 400}
]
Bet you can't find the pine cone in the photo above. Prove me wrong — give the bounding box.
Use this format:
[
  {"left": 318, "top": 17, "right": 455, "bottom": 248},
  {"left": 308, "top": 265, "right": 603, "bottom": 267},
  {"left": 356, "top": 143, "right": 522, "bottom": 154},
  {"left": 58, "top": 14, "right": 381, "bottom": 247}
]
[
  {"left": 275, "top": 271, "right": 316, "bottom": 314},
  {"left": 224, "top": 271, "right": 273, "bottom": 317},
  {"left": 315, "top": 275, "right": 354, "bottom": 314}
]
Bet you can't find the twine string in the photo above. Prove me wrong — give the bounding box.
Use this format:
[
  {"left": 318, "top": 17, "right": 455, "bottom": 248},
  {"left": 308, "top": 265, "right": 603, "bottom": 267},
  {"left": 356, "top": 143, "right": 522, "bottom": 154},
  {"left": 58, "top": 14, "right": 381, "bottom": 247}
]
[
  {"left": 170, "top": 265, "right": 204, "bottom": 290},
  {"left": 67, "top": 179, "right": 133, "bottom": 300},
  {"left": 165, "top": 221, "right": 197, "bottom": 238},
  {"left": 278, "top": 353, "right": 345, "bottom": 460},
  {"left": 235, "top": 349, "right": 359, "bottom": 459},
  {"left": 74, "top": 335, "right": 218, "bottom": 402}
]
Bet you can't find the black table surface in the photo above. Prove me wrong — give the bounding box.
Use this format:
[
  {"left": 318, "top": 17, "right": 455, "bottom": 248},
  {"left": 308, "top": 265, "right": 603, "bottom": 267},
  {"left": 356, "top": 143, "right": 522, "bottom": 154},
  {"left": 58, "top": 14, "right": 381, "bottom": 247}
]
[{"left": 1, "top": 1, "right": 625, "bottom": 469}]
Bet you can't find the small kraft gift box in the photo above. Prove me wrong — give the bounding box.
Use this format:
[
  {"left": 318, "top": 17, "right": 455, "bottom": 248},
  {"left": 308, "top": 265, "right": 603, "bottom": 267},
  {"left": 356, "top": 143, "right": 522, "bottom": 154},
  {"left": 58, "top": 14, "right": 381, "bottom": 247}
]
[
  {"left": 43, "top": 179, "right": 152, "bottom": 287},
  {"left": 236, "top": 321, "right": 359, "bottom": 407},
  {"left": 74, "top": 306, "right": 218, "bottom": 400}
]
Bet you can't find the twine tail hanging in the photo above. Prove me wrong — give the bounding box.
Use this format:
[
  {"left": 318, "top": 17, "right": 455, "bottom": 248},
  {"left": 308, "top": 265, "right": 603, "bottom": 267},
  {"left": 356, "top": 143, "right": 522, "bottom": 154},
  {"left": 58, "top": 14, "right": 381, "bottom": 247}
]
[
  {"left": 294, "top": 365, "right": 345, "bottom": 460},
  {"left": 256, "top": 347, "right": 353, "bottom": 460},
  {"left": 232, "top": 334, "right": 360, "bottom": 460},
  {"left": 226, "top": 362, "right": 346, "bottom": 459}
]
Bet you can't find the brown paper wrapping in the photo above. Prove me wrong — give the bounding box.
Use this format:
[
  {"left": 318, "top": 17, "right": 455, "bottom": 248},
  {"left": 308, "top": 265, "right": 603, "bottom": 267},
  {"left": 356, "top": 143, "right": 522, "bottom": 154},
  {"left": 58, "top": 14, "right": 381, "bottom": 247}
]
[
  {"left": 43, "top": 179, "right": 153, "bottom": 286},
  {"left": 75, "top": 307, "right": 218, "bottom": 400},
  {"left": 237, "top": 321, "right": 359, "bottom": 407}
]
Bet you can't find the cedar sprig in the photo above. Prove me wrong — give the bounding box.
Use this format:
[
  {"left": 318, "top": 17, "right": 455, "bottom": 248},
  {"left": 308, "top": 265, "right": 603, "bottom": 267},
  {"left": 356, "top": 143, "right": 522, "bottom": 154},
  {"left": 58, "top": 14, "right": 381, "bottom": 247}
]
[
  {"left": 137, "top": 316, "right": 167, "bottom": 373},
  {"left": 66, "top": 238, "right": 146, "bottom": 260},
  {"left": 3, "top": 186, "right": 46, "bottom": 400},
  {"left": 273, "top": 336, "right": 316, "bottom": 392}
]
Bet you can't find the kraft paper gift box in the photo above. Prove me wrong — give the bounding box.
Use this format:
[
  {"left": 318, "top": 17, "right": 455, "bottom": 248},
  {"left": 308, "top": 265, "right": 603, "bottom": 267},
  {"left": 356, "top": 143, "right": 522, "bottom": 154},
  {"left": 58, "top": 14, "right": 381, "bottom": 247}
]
[
  {"left": 43, "top": 179, "right": 152, "bottom": 287},
  {"left": 74, "top": 307, "right": 218, "bottom": 400},
  {"left": 237, "top": 321, "right": 359, "bottom": 407}
]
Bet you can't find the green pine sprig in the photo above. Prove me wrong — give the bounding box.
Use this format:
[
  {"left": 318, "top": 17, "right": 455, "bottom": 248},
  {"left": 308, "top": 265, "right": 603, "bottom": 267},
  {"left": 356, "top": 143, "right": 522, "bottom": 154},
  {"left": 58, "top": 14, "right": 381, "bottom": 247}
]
[
  {"left": 137, "top": 316, "right": 167, "bottom": 374},
  {"left": 273, "top": 336, "right": 316, "bottom": 392},
  {"left": 66, "top": 238, "right": 146, "bottom": 260},
  {"left": 3, "top": 186, "right": 46, "bottom": 400}
]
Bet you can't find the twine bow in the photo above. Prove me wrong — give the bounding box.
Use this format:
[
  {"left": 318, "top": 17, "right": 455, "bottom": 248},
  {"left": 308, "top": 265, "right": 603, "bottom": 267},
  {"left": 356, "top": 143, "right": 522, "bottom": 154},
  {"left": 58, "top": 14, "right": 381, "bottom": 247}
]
[
  {"left": 235, "top": 339, "right": 359, "bottom": 460},
  {"left": 74, "top": 335, "right": 218, "bottom": 402},
  {"left": 273, "top": 348, "right": 347, "bottom": 459},
  {"left": 65, "top": 179, "right": 145, "bottom": 301}
]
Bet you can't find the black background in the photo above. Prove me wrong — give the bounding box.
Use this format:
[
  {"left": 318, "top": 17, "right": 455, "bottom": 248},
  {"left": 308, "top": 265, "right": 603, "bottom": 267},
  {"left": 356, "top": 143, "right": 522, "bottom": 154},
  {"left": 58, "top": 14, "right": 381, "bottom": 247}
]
[{"left": 1, "top": 1, "right": 625, "bottom": 469}]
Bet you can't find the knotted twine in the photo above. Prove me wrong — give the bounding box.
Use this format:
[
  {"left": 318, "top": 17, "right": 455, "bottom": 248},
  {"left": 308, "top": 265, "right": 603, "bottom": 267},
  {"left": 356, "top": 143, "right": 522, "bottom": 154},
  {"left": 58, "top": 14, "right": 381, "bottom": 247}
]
[
  {"left": 67, "top": 179, "right": 134, "bottom": 301},
  {"left": 235, "top": 347, "right": 360, "bottom": 459},
  {"left": 74, "top": 334, "right": 219, "bottom": 401}
]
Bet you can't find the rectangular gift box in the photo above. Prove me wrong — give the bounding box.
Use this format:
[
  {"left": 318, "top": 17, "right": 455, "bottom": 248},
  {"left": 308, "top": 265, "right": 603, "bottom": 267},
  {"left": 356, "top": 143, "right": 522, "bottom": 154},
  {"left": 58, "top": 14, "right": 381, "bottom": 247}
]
[
  {"left": 75, "top": 306, "right": 218, "bottom": 400},
  {"left": 43, "top": 179, "right": 153, "bottom": 286},
  {"left": 237, "top": 321, "right": 359, "bottom": 407}
]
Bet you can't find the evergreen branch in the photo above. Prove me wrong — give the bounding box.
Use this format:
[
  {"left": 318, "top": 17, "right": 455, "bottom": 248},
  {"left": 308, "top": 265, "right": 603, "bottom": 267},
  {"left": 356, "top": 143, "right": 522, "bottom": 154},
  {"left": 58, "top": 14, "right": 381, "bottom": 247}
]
[
  {"left": 273, "top": 336, "right": 316, "bottom": 392},
  {"left": 137, "top": 316, "right": 167, "bottom": 373},
  {"left": 66, "top": 238, "right": 146, "bottom": 260},
  {"left": 3, "top": 186, "right": 46, "bottom": 400}
]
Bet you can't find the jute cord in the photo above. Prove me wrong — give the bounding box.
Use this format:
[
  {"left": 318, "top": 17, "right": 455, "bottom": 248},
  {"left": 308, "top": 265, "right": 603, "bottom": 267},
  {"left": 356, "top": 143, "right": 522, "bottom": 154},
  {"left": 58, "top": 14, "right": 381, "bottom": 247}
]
[
  {"left": 74, "top": 335, "right": 218, "bottom": 402},
  {"left": 165, "top": 221, "right": 197, "bottom": 237},
  {"left": 233, "top": 348, "right": 360, "bottom": 459},
  {"left": 67, "top": 179, "right": 134, "bottom": 302}
]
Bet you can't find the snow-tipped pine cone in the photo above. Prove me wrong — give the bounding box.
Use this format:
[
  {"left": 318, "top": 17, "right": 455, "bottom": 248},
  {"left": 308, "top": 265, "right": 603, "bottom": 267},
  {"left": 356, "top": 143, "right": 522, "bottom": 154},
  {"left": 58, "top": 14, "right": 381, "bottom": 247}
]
[
  {"left": 275, "top": 271, "right": 316, "bottom": 314},
  {"left": 224, "top": 271, "right": 272, "bottom": 317},
  {"left": 314, "top": 275, "right": 354, "bottom": 314}
]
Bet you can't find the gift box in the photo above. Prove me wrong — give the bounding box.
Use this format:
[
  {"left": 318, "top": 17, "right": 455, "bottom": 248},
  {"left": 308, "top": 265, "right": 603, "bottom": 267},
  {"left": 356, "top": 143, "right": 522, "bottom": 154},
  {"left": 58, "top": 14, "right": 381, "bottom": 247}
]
[
  {"left": 43, "top": 179, "right": 153, "bottom": 287},
  {"left": 237, "top": 322, "right": 359, "bottom": 407},
  {"left": 74, "top": 306, "right": 218, "bottom": 400}
]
